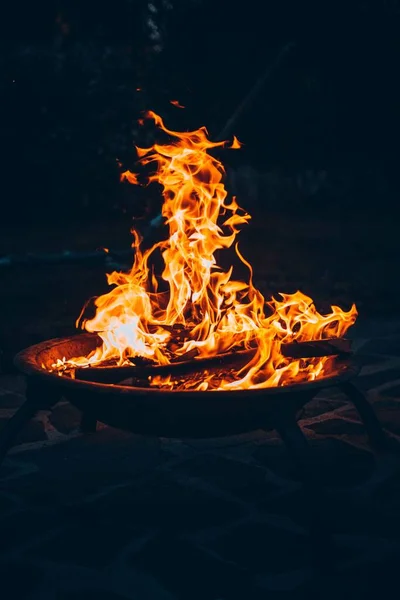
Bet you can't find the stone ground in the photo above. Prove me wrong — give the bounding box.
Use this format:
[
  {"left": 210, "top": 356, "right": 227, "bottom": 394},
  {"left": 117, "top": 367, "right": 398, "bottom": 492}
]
[
  {"left": 2, "top": 317, "right": 400, "bottom": 599},
  {"left": 1, "top": 217, "right": 400, "bottom": 599}
]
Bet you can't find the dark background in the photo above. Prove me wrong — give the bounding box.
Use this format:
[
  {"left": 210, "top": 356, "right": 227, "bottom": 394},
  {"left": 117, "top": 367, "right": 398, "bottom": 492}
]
[
  {"left": 2, "top": 7, "right": 400, "bottom": 596},
  {"left": 2, "top": 0, "right": 400, "bottom": 222},
  {"left": 1, "top": 0, "right": 400, "bottom": 360}
]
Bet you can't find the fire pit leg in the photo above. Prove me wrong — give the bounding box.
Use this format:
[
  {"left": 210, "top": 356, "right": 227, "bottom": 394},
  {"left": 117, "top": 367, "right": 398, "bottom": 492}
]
[
  {"left": 80, "top": 412, "right": 97, "bottom": 433},
  {"left": 274, "top": 413, "right": 336, "bottom": 571},
  {"left": 0, "top": 382, "right": 58, "bottom": 467},
  {"left": 340, "top": 382, "right": 389, "bottom": 452}
]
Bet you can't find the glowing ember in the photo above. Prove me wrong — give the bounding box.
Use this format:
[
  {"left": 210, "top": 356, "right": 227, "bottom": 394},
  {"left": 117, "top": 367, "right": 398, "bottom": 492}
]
[{"left": 55, "top": 111, "right": 357, "bottom": 389}]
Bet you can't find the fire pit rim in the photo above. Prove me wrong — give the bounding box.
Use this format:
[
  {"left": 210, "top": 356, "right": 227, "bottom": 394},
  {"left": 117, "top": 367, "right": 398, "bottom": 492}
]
[{"left": 14, "top": 333, "right": 359, "bottom": 398}]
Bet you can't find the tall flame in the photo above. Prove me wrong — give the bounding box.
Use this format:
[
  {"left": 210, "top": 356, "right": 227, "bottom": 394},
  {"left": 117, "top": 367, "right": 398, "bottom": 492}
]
[{"left": 64, "top": 111, "right": 357, "bottom": 389}]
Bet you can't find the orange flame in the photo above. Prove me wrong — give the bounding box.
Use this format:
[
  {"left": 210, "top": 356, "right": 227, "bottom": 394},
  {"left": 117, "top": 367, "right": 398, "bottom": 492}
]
[
  {"left": 61, "top": 111, "right": 357, "bottom": 389},
  {"left": 170, "top": 99, "right": 185, "bottom": 108}
]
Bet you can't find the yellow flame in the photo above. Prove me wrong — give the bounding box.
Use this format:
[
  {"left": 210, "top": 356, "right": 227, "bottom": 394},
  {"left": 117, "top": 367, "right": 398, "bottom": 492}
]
[{"left": 60, "top": 111, "right": 357, "bottom": 389}]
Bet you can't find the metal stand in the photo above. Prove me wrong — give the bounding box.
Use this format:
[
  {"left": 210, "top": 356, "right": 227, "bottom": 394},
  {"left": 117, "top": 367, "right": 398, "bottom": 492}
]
[
  {"left": 273, "top": 383, "right": 390, "bottom": 488},
  {"left": 0, "top": 381, "right": 101, "bottom": 467},
  {"left": 0, "top": 382, "right": 58, "bottom": 467},
  {"left": 271, "top": 382, "right": 394, "bottom": 571},
  {"left": 0, "top": 377, "right": 391, "bottom": 480},
  {"left": 339, "top": 381, "right": 389, "bottom": 452},
  {"left": 274, "top": 412, "right": 337, "bottom": 572},
  {"left": 339, "top": 381, "right": 398, "bottom": 500}
]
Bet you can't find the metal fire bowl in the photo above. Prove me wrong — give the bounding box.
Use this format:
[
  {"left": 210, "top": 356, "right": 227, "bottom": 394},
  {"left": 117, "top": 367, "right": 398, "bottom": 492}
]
[{"left": 14, "top": 333, "right": 359, "bottom": 439}]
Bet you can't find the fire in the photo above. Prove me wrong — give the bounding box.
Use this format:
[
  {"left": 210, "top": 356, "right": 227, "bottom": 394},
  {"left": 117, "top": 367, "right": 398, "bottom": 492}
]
[{"left": 58, "top": 111, "right": 357, "bottom": 389}]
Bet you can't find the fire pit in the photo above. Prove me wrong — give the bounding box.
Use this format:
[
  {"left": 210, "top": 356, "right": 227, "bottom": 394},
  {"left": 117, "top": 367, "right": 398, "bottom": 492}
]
[
  {"left": 0, "top": 334, "right": 385, "bottom": 467},
  {"left": 1, "top": 334, "right": 389, "bottom": 573},
  {"left": 1, "top": 110, "right": 389, "bottom": 469}
]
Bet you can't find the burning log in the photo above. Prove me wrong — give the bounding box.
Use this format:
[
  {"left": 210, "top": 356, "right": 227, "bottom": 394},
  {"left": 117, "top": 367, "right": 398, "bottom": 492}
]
[
  {"left": 74, "top": 348, "right": 254, "bottom": 384},
  {"left": 74, "top": 339, "right": 351, "bottom": 384}
]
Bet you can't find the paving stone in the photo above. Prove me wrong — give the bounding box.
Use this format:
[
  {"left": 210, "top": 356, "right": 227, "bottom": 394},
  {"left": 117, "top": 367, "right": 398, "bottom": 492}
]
[
  {"left": 306, "top": 417, "right": 366, "bottom": 435},
  {"left": 74, "top": 473, "right": 244, "bottom": 533},
  {"left": 338, "top": 393, "right": 400, "bottom": 434},
  {"left": 380, "top": 383, "right": 400, "bottom": 398},
  {"left": 298, "top": 396, "right": 347, "bottom": 418},
  {"left": 0, "top": 473, "right": 63, "bottom": 510},
  {"left": 211, "top": 520, "right": 312, "bottom": 574},
  {"left": 253, "top": 437, "right": 374, "bottom": 486},
  {"left": 48, "top": 402, "right": 81, "bottom": 433},
  {"left": 355, "top": 354, "right": 387, "bottom": 367},
  {"left": 361, "top": 337, "right": 400, "bottom": 356},
  {"left": 371, "top": 404, "right": 400, "bottom": 436},
  {"left": 252, "top": 440, "right": 299, "bottom": 480},
  {"left": 0, "top": 392, "right": 24, "bottom": 408},
  {"left": 375, "top": 475, "right": 400, "bottom": 516},
  {"left": 0, "top": 430, "right": 175, "bottom": 508},
  {"left": 0, "top": 492, "right": 17, "bottom": 513},
  {"left": 130, "top": 534, "right": 267, "bottom": 600},
  {"left": 297, "top": 549, "right": 400, "bottom": 599},
  {"left": 59, "top": 592, "right": 129, "bottom": 600},
  {"left": 4, "top": 466, "right": 141, "bottom": 508},
  {"left": 33, "top": 520, "right": 140, "bottom": 568},
  {"left": 175, "top": 454, "right": 278, "bottom": 501},
  {"left": 0, "top": 509, "right": 61, "bottom": 554},
  {"left": 334, "top": 499, "right": 400, "bottom": 539},
  {"left": 309, "top": 438, "right": 374, "bottom": 485},
  {"left": 184, "top": 430, "right": 266, "bottom": 450},
  {"left": 0, "top": 561, "right": 43, "bottom": 600},
  {"left": 259, "top": 487, "right": 311, "bottom": 527},
  {"left": 0, "top": 374, "right": 26, "bottom": 395},
  {"left": 0, "top": 417, "right": 47, "bottom": 445},
  {"left": 355, "top": 367, "right": 400, "bottom": 391},
  {"left": 30, "top": 428, "right": 172, "bottom": 483},
  {"left": 0, "top": 461, "right": 28, "bottom": 481},
  {"left": 263, "top": 484, "right": 400, "bottom": 539}
]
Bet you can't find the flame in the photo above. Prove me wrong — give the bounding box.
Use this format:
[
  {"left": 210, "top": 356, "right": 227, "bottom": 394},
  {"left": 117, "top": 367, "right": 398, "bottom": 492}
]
[
  {"left": 170, "top": 99, "right": 185, "bottom": 108},
  {"left": 59, "top": 111, "right": 357, "bottom": 389}
]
